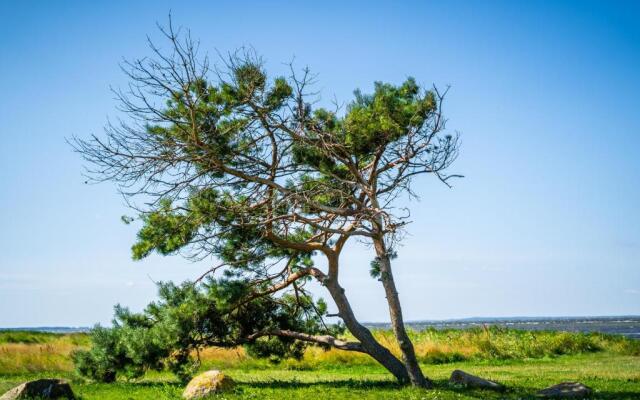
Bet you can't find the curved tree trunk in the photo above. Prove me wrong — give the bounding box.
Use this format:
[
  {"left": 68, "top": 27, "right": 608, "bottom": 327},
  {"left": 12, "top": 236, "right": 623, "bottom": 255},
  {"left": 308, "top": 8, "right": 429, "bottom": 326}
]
[
  {"left": 373, "top": 239, "right": 432, "bottom": 388},
  {"left": 322, "top": 254, "right": 410, "bottom": 384}
]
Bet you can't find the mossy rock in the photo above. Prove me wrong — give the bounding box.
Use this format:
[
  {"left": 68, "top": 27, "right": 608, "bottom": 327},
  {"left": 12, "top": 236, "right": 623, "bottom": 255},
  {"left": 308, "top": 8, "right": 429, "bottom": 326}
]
[{"left": 182, "top": 370, "right": 235, "bottom": 399}]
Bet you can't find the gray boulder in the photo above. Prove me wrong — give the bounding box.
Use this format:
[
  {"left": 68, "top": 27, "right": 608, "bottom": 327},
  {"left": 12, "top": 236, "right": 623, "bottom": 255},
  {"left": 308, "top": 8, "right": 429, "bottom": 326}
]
[
  {"left": 449, "top": 369, "right": 505, "bottom": 391},
  {"left": 0, "top": 379, "right": 75, "bottom": 399},
  {"left": 536, "top": 382, "right": 592, "bottom": 398}
]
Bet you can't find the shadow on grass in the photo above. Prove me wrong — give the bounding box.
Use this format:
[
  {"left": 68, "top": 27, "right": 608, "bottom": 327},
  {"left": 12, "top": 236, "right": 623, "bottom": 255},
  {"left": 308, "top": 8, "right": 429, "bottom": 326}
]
[
  {"left": 113, "top": 381, "right": 183, "bottom": 388},
  {"left": 444, "top": 380, "right": 640, "bottom": 400},
  {"left": 109, "top": 377, "right": 640, "bottom": 400},
  {"left": 241, "top": 377, "right": 640, "bottom": 399},
  {"left": 242, "top": 378, "right": 401, "bottom": 390}
]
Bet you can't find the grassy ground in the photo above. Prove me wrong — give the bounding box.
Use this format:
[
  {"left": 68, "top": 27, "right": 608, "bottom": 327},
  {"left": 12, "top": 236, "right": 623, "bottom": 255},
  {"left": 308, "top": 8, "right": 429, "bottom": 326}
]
[
  {"left": 1, "top": 329, "right": 639, "bottom": 399},
  {"left": 1, "top": 354, "right": 638, "bottom": 399}
]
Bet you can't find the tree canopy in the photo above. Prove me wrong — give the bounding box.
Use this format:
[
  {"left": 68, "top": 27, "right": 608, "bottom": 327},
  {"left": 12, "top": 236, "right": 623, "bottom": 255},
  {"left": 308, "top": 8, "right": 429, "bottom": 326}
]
[{"left": 72, "top": 22, "right": 460, "bottom": 387}]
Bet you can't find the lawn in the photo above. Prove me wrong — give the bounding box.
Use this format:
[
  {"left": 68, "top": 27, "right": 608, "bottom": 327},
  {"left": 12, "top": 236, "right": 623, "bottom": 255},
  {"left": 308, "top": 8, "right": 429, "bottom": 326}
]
[
  {"left": 1, "top": 330, "right": 639, "bottom": 399},
  {"left": 1, "top": 354, "right": 639, "bottom": 399}
]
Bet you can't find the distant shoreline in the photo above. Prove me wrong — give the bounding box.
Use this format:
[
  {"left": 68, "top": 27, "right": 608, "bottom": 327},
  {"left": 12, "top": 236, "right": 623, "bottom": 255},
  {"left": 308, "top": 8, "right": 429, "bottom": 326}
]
[
  {"left": 367, "top": 315, "right": 640, "bottom": 339},
  {"left": 3, "top": 315, "right": 640, "bottom": 338},
  {"left": 367, "top": 315, "right": 640, "bottom": 324}
]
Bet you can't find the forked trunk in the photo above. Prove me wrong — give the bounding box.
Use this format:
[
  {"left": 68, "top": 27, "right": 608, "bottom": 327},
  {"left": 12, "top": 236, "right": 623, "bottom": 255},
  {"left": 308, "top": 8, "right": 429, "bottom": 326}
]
[
  {"left": 323, "top": 255, "right": 410, "bottom": 384},
  {"left": 373, "top": 239, "right": 432, "bottom": 388}
]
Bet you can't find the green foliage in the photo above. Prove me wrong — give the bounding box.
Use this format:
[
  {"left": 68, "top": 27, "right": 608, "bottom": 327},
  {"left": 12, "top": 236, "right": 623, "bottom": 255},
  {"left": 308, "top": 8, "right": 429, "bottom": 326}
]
[
  {"left": 121, "top": 63, "right": 442, "bottom": 265},
  {"left": 369, "top": 251, "right": 397, "bottom": 279},
  {"left": 73, "top": 279, "right": 338, "bottom": 383},
  {"left": 344, "top": 79, "right": 436, "bottom": 156},
  {"left": 401, "top": 326, "right": 639, "bottom": 364},
  {"left": 131, "top": 188, "right": 312, "bottom": 271},
  {"left": 0, "top": 331, "right": 60, "bottom": 344},
  {"left": 72, "top": 327, "right": 123, "bottom": 383},
  {"left": 132, "top": 199, "right": 198, "bottom": 260},
  {"left": 369, "top": 258, "right": 381, "bottom": 279}
]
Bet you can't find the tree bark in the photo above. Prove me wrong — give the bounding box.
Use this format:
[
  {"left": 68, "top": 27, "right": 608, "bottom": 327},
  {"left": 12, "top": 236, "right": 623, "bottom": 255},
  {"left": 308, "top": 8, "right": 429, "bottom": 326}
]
[
  {"left": 231, "top": 258, "right": 410, "bottom": 383},
  {"left": 373, "top": 238, "right": 432, "bottom": 388},
  {"left": 322, "top": 254, "right": 410, "bottom": 384}
]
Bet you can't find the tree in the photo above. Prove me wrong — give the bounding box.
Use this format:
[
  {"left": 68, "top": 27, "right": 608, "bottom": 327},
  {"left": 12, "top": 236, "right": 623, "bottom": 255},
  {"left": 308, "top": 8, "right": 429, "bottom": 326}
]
[{"left": 71, "top": 22, "right": 460, "bottom": 387}]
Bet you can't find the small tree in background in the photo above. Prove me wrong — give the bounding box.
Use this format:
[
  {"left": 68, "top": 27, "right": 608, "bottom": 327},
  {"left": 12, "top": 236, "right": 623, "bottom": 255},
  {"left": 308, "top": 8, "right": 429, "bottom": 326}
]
[{"left": 72, "top": 21, "right": 460, "bottom": 387}]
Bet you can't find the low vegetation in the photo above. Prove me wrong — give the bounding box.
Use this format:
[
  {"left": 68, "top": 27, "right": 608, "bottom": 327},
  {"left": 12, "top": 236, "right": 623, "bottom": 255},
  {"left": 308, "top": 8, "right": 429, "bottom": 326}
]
[
  {"left": 1, "top": 328, "right": 637, "bottom": 375},
  {"left": 0, "top": 332, "right": 88, "bottom": 374},
  {"left": 195, "top": 326, "right": 640, "bottom": 372},
  {"left": 1, "top": 353, "right": 639, "bottom": 399},
  {"left": 1, "top": 329, "right": 638, "bottom": 399}
]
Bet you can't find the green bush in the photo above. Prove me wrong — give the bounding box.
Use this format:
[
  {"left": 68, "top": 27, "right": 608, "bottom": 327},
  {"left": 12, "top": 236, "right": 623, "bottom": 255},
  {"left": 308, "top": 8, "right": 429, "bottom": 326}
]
[{"left": 73, "top": 278, "right": 337, "bottom": 383}]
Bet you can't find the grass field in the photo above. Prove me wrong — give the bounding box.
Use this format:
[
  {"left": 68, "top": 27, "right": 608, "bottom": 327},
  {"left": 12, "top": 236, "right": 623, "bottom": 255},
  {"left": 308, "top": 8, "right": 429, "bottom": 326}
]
[{"left": 1, "top": 329, "right": 639, "bottom": 399}]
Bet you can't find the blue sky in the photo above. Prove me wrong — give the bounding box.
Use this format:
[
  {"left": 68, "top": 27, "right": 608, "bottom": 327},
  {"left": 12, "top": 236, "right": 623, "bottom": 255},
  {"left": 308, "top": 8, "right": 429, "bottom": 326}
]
[{"left": 0, "top": 0, "right": 638, "bottom": 327}]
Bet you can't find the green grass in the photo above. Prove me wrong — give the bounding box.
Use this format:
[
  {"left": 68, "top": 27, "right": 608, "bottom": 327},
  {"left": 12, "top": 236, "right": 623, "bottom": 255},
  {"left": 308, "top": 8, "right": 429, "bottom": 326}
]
[
  {"left": 0, "top": 331, "right": 60, "bottom": 344},
  {"left": 0, "top": 330, "right": 89, "bottom": 346},
  {"left": 0, "top": 329, "right": 638, "bottom": 399},
  {"left": 1, "top": 354, "right": 638, "bottom": 399}
]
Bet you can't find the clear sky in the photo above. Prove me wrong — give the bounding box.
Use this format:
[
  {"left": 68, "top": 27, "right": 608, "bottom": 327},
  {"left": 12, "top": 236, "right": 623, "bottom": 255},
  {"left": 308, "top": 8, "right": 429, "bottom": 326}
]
[{"left": 1, "top": 0, "right": 639, "bottom": 327}]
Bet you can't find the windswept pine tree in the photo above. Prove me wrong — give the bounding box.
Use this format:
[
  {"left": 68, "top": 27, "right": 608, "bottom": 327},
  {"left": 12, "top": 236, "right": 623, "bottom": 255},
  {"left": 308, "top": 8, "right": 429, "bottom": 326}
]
[{"left": 71, "top": 21, "right": 460, "bottom": 387}]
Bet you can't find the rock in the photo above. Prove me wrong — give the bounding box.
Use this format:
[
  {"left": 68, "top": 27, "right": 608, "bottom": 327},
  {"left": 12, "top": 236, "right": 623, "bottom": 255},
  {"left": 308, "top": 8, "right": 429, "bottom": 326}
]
[
  {"left": 182, "top": 370, "right": 235, "bottom": 399},
  {"left": 449, "top": 369, "right": 504, "bottom": 391},
  {"left": 0, "top": 379, "right": 75, "bottom": 399},
  {"left": 536, "top": 382, "right": 592, "bottom": 398}
]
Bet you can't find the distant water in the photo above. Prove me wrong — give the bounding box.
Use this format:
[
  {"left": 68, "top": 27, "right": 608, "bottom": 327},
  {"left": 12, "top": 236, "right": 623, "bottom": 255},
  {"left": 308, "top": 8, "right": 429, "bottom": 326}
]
[
  {"left": 4, "top": 316, "right": 640, "bottom": 339},
  {"left": 0, "top": 327, "right": 91, "bottom": 334},
  {"left": 366, "top": 316, "right": 640, "bottom": 339}
]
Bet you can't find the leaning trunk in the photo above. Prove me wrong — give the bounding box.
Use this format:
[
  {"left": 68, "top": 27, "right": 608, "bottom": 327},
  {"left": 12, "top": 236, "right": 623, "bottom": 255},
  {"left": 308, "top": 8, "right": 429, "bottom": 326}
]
[
  {"left": 322, "top": 254, "right": 410, "bottom": 384},
  {"left": 373, "top": 238, "right": 432, "bottom": 388}
]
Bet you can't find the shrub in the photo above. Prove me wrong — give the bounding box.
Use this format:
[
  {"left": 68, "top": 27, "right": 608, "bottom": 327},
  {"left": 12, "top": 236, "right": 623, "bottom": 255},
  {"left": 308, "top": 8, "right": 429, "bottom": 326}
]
[{"left": 73, "top": 279, "right": 337, "bottom": 383}]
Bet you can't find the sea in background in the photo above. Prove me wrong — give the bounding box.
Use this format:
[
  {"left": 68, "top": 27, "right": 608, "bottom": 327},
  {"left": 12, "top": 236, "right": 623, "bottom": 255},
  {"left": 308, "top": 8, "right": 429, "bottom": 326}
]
[
  {"left": 3, "top": 316, "right": 640, "bottom": 339},
  {"left": 369, "top": 316, "right": 640, "bottom": 339}
]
